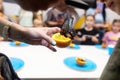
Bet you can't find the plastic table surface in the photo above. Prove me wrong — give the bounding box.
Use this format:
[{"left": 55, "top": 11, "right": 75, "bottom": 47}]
[{"left": 0, "top": 41, "right": 110, "bottom": 80}]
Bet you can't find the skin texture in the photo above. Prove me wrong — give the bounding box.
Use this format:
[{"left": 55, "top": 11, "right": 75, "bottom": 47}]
[{"left": 8, "top": 22, "right": 61, "bottom": 52}]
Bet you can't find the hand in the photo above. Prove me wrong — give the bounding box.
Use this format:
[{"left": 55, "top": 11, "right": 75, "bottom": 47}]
[
  {"left": 91, "top": 36, "right": 99, "bottom": 43},
  {"left": 0, "top": 18, "right": 61, "bottom": 52},
  {"left": 81, "top": 35, "right": 86, "bottom": 41},
  {"left": 26, "top": 27, "right": 61, "bottom": 51},
  {"left": 10, "top": 27, "right": 61, "bottom": 52},
  {"left": 95, "top": 8, "right": 101, "bottom": 14},
  {"left": 74, "top": 36, "right": 81, "bottom": 41}
]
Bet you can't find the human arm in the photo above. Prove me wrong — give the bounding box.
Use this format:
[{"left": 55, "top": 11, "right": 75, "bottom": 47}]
[
  {"left": 74, "top": 35, "right": 86, "bottom": 42},
  {"left": 91, "top": 35, "right": 99, "bottom": 43},
  {"left": 0, "top": 17, "right": 61, "bottom": 51},
  {"left": 102, "top": 32, "right": 109, "bottom": 43}
]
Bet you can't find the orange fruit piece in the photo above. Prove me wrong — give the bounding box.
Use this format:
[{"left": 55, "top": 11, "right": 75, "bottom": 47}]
[
  {"left": 102, "top": 42, "right": 107, "bottom": 48},
  {"left": 76, "top": 57, "right": 86, "bottom": 66},
  {"left": 52, "top": 33, "right": 71, "bottom": 48},
  {"left": 15, "top": 41, "right": 21, "bottom": 45},
  {"left": 69, "top": 43, "right": 74, "bottom": 48}
]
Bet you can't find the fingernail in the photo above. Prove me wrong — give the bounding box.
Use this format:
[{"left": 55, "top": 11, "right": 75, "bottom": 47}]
[{"left": 52, "top": 41, "right": 56, "bottom": 46}]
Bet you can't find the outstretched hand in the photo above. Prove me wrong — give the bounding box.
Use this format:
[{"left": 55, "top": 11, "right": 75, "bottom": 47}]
[{"left": 22, "top": 27, "right": 61, "bottom": 52}]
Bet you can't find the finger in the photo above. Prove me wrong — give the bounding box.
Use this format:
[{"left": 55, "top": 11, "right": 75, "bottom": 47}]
[
  {"left": 47, "top": 44, "right": 57, "bottom": 52},
  {"left": 50, "top": 27, "right": 61, "bottom": 32},
  {"left": 24, "top": 39, "right": 57, "bottom": 52},
  {"left": 41, "top": 28, "right": 60, "bottom": 46},
  {"left": 41, "top": 40, "right": 57, "bottom": 52},
  {"left": 23, "top": 39, "right": 43, "bottom": 45},
  {"left": 47, "top": 27, "right": 61, "bottom": 35}
]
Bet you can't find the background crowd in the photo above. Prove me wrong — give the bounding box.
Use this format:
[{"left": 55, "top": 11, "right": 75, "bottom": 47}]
[{"left": 1, "top": 0, "right": 120, "bottom": 47}]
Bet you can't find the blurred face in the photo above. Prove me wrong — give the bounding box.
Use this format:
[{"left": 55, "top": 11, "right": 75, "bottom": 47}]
[
  {"left": 105, "top": 0, "right": 120, "bottom": 15},
  {"left": 112, "top": 22, "right": 120, "bottom": 33},
  {"left": 15, "top": 0, "right": 60, "bottom": 11},
  {"left": 85, "top": 16, "right": 95, "bottom": 27}
]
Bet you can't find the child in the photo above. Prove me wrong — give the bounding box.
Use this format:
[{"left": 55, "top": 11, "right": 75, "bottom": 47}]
[
  {"left": 102, "top": 19, "right": 120, "bottom": 46},
  {"left": 73, "top": 15, "right": 99, "bottom": 45}
]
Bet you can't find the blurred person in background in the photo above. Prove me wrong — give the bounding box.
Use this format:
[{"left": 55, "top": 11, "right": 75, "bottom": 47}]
[
  {"left": 15, "top": 8, "right": 33, "bottom": 27},
  {"left": 73, "top": 15, "right": 100, "bottom": 45},
  {"left": 45, "top": 0, "right": 79, "bottom": 28},
  {"left": 0, "top": 0, "right": 120, "bottom": 51},
  {"left": 0, "top": 0, "right": 63, "bottom": 52},
  {"left": 102, "top": 19, "right": 120, "bottom": 46},
  {"left": 86, "top": 0, "right": 112, "bottom": 44},
  {"left": 86, "top": 0, "right": 107, "bottom": 25}
]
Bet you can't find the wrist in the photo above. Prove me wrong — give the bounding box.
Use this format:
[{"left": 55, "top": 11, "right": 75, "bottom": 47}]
[{"left": 1, "top": 22, "right": 13, "bottom": 40}]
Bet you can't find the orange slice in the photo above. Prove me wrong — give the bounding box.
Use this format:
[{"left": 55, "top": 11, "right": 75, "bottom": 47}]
[
  {"left": 76, "top": 57, "right": 86, "bottom": 66},
  {"left": 52, "top": 33, "right": 71, "bottom": 48},
  {"left": 69, "top": 43, "right": 74, "bottom": 48},
  {"left": 15, "top": 41, "right": 21, "bottom": 45}
]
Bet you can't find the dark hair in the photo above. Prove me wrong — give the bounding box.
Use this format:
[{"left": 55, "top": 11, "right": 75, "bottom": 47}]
[
  {"left": 86, "top": 14, "right": 95, "bottom": 20},
  {"left": 112, "top": 19, "right": 120, "bottom": 25}
]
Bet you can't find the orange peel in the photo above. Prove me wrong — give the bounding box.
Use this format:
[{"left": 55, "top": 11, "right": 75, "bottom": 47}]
[
  {"left": 15, "top": 41, "right": 21, "bottom": 45},
  {"left": 76, "top": 57, "right": 86, "bottom": 66},
  {"left": 52, "top": 33, "right": 71, "bottom": 48}
]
